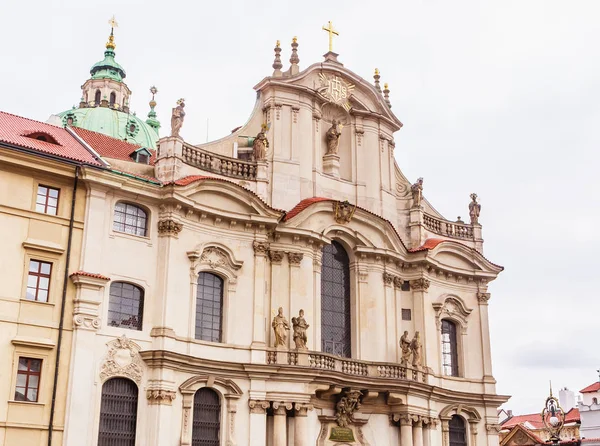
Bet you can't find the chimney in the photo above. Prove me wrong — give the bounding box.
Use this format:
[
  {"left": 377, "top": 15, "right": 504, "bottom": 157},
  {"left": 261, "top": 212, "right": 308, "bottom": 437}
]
[{"left": 559, "top": 387, "right": 576, "bottom": 412}]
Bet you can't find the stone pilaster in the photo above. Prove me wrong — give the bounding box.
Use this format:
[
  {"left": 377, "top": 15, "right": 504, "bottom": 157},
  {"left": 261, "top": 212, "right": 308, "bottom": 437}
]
[
  {"left": 251, "top": 241, "right": 269, "bottom": 360},
  {"left": 413, "top": 418, "right": 424, "bottom": 446},
  {"left": 400, "top": 415, "right": 414, "bottom": 446},
  {"left": 294, "top": 403, "right": 314, "bottom": 446},
  {"left": 383, "top": 272, "right": 397, "bottom": 362},
  {"left": 272, "top": 402, "right": 292, "bottom": 446},
  {"left": 248, "top": 400, "right": 270, "bottom": 446},
  {"left": 478, "top": 292, "right": 496, "bottom": 390}
]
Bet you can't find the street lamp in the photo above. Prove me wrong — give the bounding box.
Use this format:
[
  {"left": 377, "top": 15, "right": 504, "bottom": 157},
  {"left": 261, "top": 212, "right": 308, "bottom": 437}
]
[{"left": 541, "top": 383, "right": 565, "bottom": 445}]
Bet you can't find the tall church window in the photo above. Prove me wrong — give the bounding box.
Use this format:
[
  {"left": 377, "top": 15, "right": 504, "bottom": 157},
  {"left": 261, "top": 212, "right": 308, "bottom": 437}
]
[
  {"left": 108, "top": 282, "right": 144, "bottom": 330},
  {"left": 98, "top": 378, "right": 138, "bottom": 446},
  {"left": 113, "top": 202, "right": 148, "bottom": 237},
  {"left": 321, "top": 241, "right": 351, "bottom": 357},
  {"left": 195, "top": 273, "right": 224, "bottom": 343},
  {"left": 449, "top": 415, "right": 467, "bottom": 446},
  {"left": 192, "top": 388, "right": 221, "bottom": 445},
  {"left": 109, "top": 92, "right": 116, "bottom": 107},
  {"left": 441, "top": 319, "right": 459, "bottom": 376},
  {"left": 95, "top": 90, "right": 101, "bottom": 105}
]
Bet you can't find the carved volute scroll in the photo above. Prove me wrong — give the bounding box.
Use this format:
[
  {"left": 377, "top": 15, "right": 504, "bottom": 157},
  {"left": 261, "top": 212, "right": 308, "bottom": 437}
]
[
  {"left": 432, "top": 295, "right": 472, "bottom": 334},
  {"left": 99, "top": 335, "right": 143, "bottom": 384},
  {"left": 187, "top": 244, "right": 243, "bottom": 285}
]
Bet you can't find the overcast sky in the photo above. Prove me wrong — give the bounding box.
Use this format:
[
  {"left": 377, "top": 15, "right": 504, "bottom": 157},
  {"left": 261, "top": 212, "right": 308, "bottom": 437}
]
[{"left": 2, "top": 0, "right": 598, "bottom": 415}]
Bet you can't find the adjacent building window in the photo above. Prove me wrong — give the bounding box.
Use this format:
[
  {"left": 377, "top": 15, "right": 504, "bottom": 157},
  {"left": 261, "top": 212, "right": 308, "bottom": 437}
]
[
  {"left": 402, "top": 308, "right": 412, "bottom": 321},
  {"left": 108, "top": 282, "right": 144, "bottom": 330},
  {"left": 14, "top": 357, "right": 42, "bottom": 402},
  {"left": 26, "top": 260, "right": 52, "bottom": 302},
  {"left": 195, "top": 273, "right": 224, "bottom": 343},
  {"left": 109, "top": 92, "right": 116, "bottom": 107},
  {"left": 98, "top": 378, "right": 138, "bottom": 446},
  {"left": 113, "top": 202, "right": 148, "bottom": 237},
  {"left": 192, "top": 388, "right": 221, "bottom": 445},
  {"left": 441, "top": 319, "right": 459, "bottom": 377},
  {"left": 36, "top": 185, "right": 59, "bottom": 215},
  {"left": 321, "top": 241, "right": 352, "bottom": 357},
  {"left": 449, "top": 415, "right": 467, "bottom": 446}
]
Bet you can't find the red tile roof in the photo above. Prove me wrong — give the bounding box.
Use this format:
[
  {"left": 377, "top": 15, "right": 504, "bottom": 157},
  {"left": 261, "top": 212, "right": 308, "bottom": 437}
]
[
  {"left": 70, "top": 271, "right": 110, "bottom": 281},
  {"left": 501, "top": 413, "right": 545, "bottom": 430},
  {"left": 408, "top": 238, "right": 446, "bottom": 252},
  {"left": 0, "top": 111, "right": 102, "bottom": 166},
  {"left": 72, "top": 126, "right": 156, "bottom": 164},
  {"left": 581, "top": 382, "right": 600, "bottom": 394},
  {"left": 566, "top": 408, "right": 581, "bottom": 423},
  {"left": 284, "top": 197, "right": 331, "bottom": 221}
]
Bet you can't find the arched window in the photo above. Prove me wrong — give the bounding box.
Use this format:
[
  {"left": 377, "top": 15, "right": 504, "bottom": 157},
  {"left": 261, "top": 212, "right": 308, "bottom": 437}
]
[
  {"left": 94, "top": 90, "right": 101, "bottom": 105},
  {"left": 441, "top": 319, "right": 459, "bottom": 376},
  {"left": 449, "top": 415, "right": 467, "bottom": 446},
  {"left": 109, "top": 92, "right": 116, "bottom": 107},
  {"left": 98, "top": 378, "right": 138, "bottom": 446},
  {"left": 195, "top": 273, "right": 224, "bottom": 343},
  {"left": 593, "top": 397, "right": 598, "bottom": 405},
  {"left": 321, "top": 241, "right": 351, "bottom": 357},
  {"left": 108, "top": 282, "right": 144, "bottom": 330},
  {"left": 113, "top": 202, "right": 148, "bottom": 237},
  {"left": 192, "top": 388, "right": 221, "bottom": 445}
]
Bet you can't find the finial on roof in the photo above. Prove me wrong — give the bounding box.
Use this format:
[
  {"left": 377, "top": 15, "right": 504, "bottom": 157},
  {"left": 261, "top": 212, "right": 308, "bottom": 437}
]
[
  {"left": 322, "top": 20, "right": 339, "bottom": 53},
  {"left": 146, "top": 86, "right": 160, "bottom": 130},
  {"left": 272, "top": 40, "right": 283, "bottom": 77},
  {"left": 106, "top": 15, "right": 118, "bottom": 50},
  {"left": 289, "top": 36, "right": 300, "bottom": 75},
  {"left": 374, "top": 68, "right": 381, "bottom": 93},
  {"left": 383, "top": 82, "right": 391, "bottom": 108}
]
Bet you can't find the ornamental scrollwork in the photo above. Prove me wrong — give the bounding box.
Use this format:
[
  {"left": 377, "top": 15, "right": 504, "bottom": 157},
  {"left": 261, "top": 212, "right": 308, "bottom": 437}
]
[
  {"left": 157, "top": 218, "right": 183, "bottom": 236},
  {"left": 99, "top": 335, "right": 143, "bottom": 384}
]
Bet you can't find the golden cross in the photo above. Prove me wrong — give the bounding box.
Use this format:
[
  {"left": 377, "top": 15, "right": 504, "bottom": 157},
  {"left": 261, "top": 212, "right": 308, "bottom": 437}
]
[
  {"left": 108, "top": 15, "right": 118, "bottom": 32},
  {"left": 322, "top": 21, "right": 339, "bottom": 52}
]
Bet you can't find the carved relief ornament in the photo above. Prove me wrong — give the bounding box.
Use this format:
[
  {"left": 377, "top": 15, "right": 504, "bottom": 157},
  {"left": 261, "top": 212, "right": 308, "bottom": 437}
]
[
  {"left": 157, "top": 218, "right": 183, "bottom": 236},
  {"left": 287, "top": 252, "right": 304, "bottom": 266},
  {"left": 188, "top": 245, "right": 243, "bottom": 278},
  {"left": 318, "top": 72, "right": 355, "bottom": 111},
  {"left": 333, "top": 200, "right": 356, "bottom": 224},
  {"left": 410, "top": 278, "right": 430, "bottom": 291},
  {"left": 432, "top": 295, "right": 472, "bottom": 333},
  {"left": 99, "top": 335, "right": 143, "bottom": 384},
  {"left": 268, "top": 249, "right": 285, "bottom": 264},
  {"left": 253, "top": 241, "right": 269, "bottom": 256},
  {"left": 146, "top": 389, "right": 176, "bottom": 405}
]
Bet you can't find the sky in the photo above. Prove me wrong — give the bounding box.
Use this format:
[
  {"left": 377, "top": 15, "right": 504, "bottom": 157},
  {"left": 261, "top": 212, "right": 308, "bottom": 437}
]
[{"left": 1, "top": 0, "right": 599, "bottom": 414}]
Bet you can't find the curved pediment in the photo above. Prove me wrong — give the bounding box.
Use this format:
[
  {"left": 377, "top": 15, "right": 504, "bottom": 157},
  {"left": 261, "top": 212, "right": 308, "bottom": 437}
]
[{"left": 425, "top": 241, "right": 504, "bottom": 276}]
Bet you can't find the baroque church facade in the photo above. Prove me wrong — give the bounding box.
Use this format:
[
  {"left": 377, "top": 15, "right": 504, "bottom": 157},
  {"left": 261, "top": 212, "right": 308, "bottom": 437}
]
[{"left": 0, "top": 22, "right": 508, "bottom": 446}]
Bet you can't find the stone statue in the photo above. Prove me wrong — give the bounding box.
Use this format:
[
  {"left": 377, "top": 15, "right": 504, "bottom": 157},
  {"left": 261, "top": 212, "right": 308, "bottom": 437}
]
[
  {"left": 291, "top": 309, "right": 309, "bottom": 350},
  {"left": 335, "top": 390, "right": 362, "bottom": 428},
  {"left": 325, "top": 119, "right": 342, "bottom": 155},
  {"left": 469, "top": 193, "right": 481, "bottom": 224},
  {"left": 411, "top": 331, "right": 422, "bottom": 368},
  {"left": 411, "top": 177, "right": 423, "bottom": 207},
  {"left": 272, "top": 307, "right": 290, "bottom": 348},
  {"left": 170, "top": 99, "right": 186, "bottom": 137},
  {"left": 252, "top": 128, "right": 269, "bottom": 161},
  {"left": 400, "top": 331, "right": 411, "bottom": 367}
]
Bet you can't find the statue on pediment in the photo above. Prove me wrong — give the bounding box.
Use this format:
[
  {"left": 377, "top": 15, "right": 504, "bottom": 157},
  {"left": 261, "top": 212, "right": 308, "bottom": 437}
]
[
  {"left": 170, "top": 98, "right": 185, "bottom": 138},
  {"left": 326, "top": 119, "right": 342, "bottom": 155},
  {"left": 411, "top": 331, "right": 423, "bottom": 368},
  {"left": 253, "top": 127, "right": 269, "bottom": 161},
  {"left": 292, "top": 309, "right": 309, "bottom": 350},
  {"left": 400, "top": 331, "right": 411, "bottom": 367},
  {"left": 411, "top": 177, "right": 423, "bottom": 207},
  {"left": 469, "top": 193, "right": 481, "bottom": 224},
  {"left": 272, "top": 307, "right": 290, "bottom": 347}
]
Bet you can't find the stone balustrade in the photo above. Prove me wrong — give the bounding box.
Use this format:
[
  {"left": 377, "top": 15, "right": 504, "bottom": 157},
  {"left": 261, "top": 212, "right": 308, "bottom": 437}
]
[
  {"left": 423, "top": 213, "right": 474, "bottom": 239},
  {"left": 182, "top": 143, "right": 257, "bottom": 180},
  {"left": 266, "top": 349, "right": 428, "bottom": 383}
]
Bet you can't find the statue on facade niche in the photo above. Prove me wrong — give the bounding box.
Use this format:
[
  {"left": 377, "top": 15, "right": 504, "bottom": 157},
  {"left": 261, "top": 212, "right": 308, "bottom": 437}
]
[
  {"left": 411, "top": 331, "right": 423, "bottom": 368},
  {"left": 411, "top": 177, "right": 423, "bottom": 207},
  {"left": 272, "top": 307, "right": 290, "bottom": 348},
  {"left": 292, "top": 309, "right": 309, "bottom": 350},
  {"left": 252, "top": 126, "right": 269, "bottom": 161},
  {"left": 399, "top": 331, "right": 412, "bottom": 367},
  {"left": 326, "top": 119, "right": 342, "bottom": 155},
  {"left": 170, "top": 98, "right": 186, "bottom": 137},
  {"left": 469, "top": 193, "right": 481, "bottom": 224},
  {"left": 335, "top": 390, "right": 362, "bottom": 428}
]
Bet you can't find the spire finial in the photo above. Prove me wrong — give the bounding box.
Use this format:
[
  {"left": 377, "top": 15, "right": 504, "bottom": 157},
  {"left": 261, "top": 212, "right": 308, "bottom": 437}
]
[
  {"left": 146, "top": 86, "right": 161, "bottom": 130},
  {"left": 322, "top": 21, "right": 339, "bottom": 52},
  {"left": 374, "top": 68, "right": 381, "bottom": 93},
  {"left": 383, "top": 82, "right": 391, "bottom": 108},
  {"left": 549, "top": 380, "right": 554, "bottom": 397},
  {"left": 272, "top": 40, "right": 283, "bottom": 77},
  {"left": 289, "top": 36, "right": 300, "bottom": 75},
  {"left": 106, "top": 15, "right": 118, "bottom": 50}
]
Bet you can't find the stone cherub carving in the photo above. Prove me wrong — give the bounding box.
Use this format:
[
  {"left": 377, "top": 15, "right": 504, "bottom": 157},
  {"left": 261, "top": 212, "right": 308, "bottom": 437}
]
[
  {"left": 170, "top": 98, "right": 186, "bottom": 137},
  {"left": 411, "top": 177, "right": 423, "bottom": 207},
  {"left": 399, "top": 330, "right": 412, "bottom": 367},
  {"left": 469, "top": 193, "right": 481, "bottom": 224},
  {"left": 335, "top": 390, "right": 362, "bottom": 428},
  {"left": 272, "top": 307, "right": 290, "bottom": 348},
  {"left": 325, "top": 119, "right": 342, "bottom": 155},
  {"left": 252, "top": 125, "right": 269, "bottom": 161},
  {"left": 291, "top": 309, "right": 309, "bottom": 350},
  {"left": 411, "top": 331, "right": 423, "bottom": 368}
]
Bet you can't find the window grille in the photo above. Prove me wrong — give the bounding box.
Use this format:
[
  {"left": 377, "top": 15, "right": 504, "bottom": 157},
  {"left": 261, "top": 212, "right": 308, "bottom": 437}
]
[
  {"left": 108, "top": 282, "right": 144, "bottom": 330},
  {"left": 98, "top": 378, "right": 138, "bottom": 446},
  {"left": 402, "top": 308, "right": 412, "bottom": 321},
  {"left": 449, "top": 415, "right": 467, "bottom": 446},
  {"left": 113, "top": 202, "right": 148, "bottom": 237},
  {"left": 195, "top": 273, "right": 224, "bottom": 343},
  {"left": 192, "top": 388, "right": 221, "bottom": 445},
  {"left": 321, "top": 241, "right": 351, "bottom": 357},
  {"left": 441, "top": 319, "right": 459, "bottom": 376}
]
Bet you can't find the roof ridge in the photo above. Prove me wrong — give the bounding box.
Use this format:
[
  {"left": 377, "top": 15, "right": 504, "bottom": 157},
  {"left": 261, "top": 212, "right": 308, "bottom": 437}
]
[
  {"left": 0, "top": 110, "right": 65, "bottom": 128},
  {"left": 72, "top": 126, "right": 146, "bottom": 150}
]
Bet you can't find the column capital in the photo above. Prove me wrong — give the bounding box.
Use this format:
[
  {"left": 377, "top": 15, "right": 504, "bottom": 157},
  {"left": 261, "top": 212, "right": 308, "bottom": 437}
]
[
  {"left": 268, "top": 249, "right": 285, "bottom": 264},
  {"left": 272, "top": 401, "right": 293, "bottom": 415},
  {"left": 410, "top": 278, "right": 430, "bottom": 291},
  {"left": 248, "top": 399, "right": 270, "bottom": 414},
  {"left": 287, "top": 251, "right": 304, "bottom": 266},
  {"left": 146, "top": 389, "right": 176, "bottom": 405},
  {"left": 294, "top": 403, "right": 314, "bottom": 417},
  {"left": 392, "top": 413, "right": 414, "bottom": 426},
  {"left": 157, "top": 218, "right": 183, "bottom": 237},
  {"left": 477, "top": 292, "right": 491, "bottom": 304},
  {"left": 253, "top": 241, "right": 270, "bottom": 256}
]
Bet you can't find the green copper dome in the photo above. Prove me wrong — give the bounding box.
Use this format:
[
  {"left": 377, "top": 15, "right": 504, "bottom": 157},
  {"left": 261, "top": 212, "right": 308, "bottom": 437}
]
[
  {"left": 90, "top": 48, "right": 126, "bottom": 82},
  {"left": 58, "top": 107, "right": 159, "bottom": 149}
]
